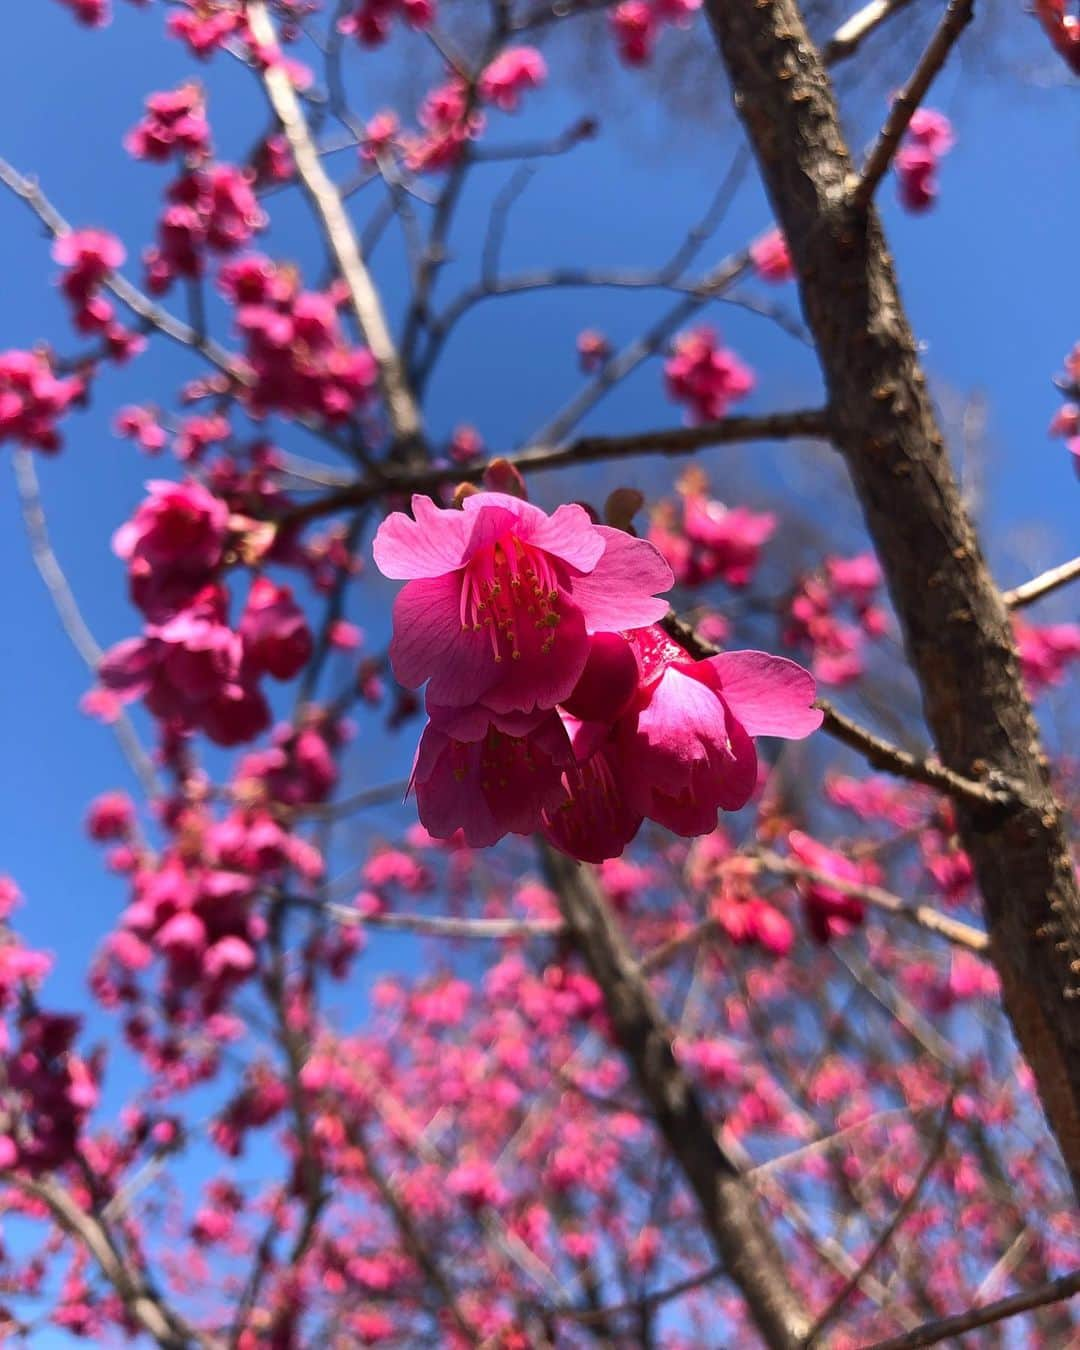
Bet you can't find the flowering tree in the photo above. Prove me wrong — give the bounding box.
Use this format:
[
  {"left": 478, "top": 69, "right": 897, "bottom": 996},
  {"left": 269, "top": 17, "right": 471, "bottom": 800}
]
[{"left": 2, "top": 0, "right": 1080, "bottom": 1344}]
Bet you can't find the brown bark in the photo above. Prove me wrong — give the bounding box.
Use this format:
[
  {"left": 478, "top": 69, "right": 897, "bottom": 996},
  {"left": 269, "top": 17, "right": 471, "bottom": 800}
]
[
  {"left": 541, "top": 844, "right": 810, "bottom": 1350},
  {"left": 703, "top": 0, "right": 1080, "bottom": 1198}
]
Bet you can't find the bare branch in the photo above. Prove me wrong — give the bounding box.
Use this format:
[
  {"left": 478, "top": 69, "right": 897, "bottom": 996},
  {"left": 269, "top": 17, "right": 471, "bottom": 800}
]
[
  {"left": 850, "top": 0, "right": 975, "bottom": 211},
  {"left": 754, "top": 849, "right": 991, "bottom": 952},
  {"left": 822, "top": 0, "right": 920, "bottom": 64},
  {"left": 865, "top": 1269, "right": 1080, "bottom": 1350},
  {"left": 10, "top": 1176, "right": 216, "bottom": 1349},
  {"left": 1003, "top": 554, "right": 1080, "bottom": 610},
  {"left": 805, "top": 1090, "right": 955, "bottom": 1343},
  {"left": 0, "top": 156, "right": 239, "bottom": 381},
  {"left": 245, "top": 1, "right": 424, "bottom": 453},
  {"left": 284, "top": 407, "right": 829, "bottom": 526},
  {"left": 12, "top": 452, "right": 160, "bottom": 800},
  {"left": 540, "top": 842, "right": 812, "bottom": 1349}
]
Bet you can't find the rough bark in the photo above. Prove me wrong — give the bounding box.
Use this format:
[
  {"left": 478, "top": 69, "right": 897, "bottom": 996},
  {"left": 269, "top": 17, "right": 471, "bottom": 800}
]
[
  {"left": 541, "top": 844, "right": 810, "bottom": 1350},
  {"left": 704, "top": 0, "right": 1080, "bottom": 1198}
]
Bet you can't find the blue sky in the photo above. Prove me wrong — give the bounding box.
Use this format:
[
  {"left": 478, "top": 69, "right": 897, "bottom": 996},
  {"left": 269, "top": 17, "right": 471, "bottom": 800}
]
[{"left": 0, "top": 1, "right": 1077, "bottom": 1336}]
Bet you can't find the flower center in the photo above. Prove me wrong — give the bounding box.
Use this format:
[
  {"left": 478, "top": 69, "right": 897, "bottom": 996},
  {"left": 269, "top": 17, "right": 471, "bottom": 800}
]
[{"left": 459, "top": 535, "right": 562, "bottom": 662}]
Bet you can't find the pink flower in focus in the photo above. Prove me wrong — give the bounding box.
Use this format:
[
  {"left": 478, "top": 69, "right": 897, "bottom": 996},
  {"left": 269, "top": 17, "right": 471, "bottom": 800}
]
[
  {"left": 750, "top": 228, "right": 793, "bottom": 283},
  {"left": 616, "top": 628, "right": 821, "bottom": 836},
  {"left": 543, "top": 628, "right": 821, "bottom": 859},
  {"left": 665, "top": 327, "right": 755, "bottom": 423},
  {"left": 479, "top": 48, "right": 547, "bottom": 112},
  {"left": 373, "top": 492, "right": 674, "bottom": 716},
  {"left": 411, "top": 709, "right": 573, "bottom": 848}
]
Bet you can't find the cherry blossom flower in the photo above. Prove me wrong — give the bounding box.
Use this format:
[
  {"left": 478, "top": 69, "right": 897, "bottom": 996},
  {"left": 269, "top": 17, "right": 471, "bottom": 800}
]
[
  {"left": 479, "top": 48, "right": 547, "bottom": 112},
  {"left": 665, "top": 326, "right": 755, "bottom": 423},
  {"left": 373, "top": 491, "right": 674, "bottom": 716},
  {"left": 750, "top": 228, "right": 793, "bottom": 283}
]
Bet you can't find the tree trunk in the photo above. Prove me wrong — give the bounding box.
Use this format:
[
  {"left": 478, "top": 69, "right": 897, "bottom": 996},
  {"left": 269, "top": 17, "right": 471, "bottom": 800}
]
[{"left": 704, "top": 0, "right": 1080, "bottom": 1200}]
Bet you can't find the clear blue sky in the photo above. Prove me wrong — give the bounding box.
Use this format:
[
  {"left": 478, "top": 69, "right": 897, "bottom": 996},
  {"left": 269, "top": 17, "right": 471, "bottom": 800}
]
[{"left": 0, "top": 4, "right": 1077, "bottom": 1336}]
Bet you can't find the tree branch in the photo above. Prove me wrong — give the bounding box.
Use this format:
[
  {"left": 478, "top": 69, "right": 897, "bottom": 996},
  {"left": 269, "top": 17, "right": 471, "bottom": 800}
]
[
  {"left": 283, "top": 407, "right": 829, "bottom": 526},
  {"left": 704, "top": 0, "right": 1080, "bottom": 1198},
  {"left": 1003, "top": 554, "right": 1080, "bottom": 611},
  {"left": 754, "top": 849, "right": 990, "bottom": 952},
  {"left": 540, "top": 842, "right": 811, "bottom": 1350},
  {"left": 11, "top": 1176, "right": 215, "bottom": 1349},
  {"left": 245, "top": 1, "right": 424, "bottom": 455},
  {"left": 849, "top": 0, "right": 974, "bottom": 211},
  {"left": 865, "top": 1269, "right": 1080, "bottom": 1350}
]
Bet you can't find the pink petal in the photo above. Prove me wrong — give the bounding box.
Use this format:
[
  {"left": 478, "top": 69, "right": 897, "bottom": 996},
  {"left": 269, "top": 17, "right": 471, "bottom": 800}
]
[
  {"left": 568, "top": 527, "right": 673, "bottom": 632},
  {"left": 705, "top": 650, "right": 822, "bottom": 739},
  {"left": 372, "top": 495, "right": 471, "bottom": 579},
  {"left": 389, "top": 573, "right": 497, "bottom": 706},
  {"left": 526, "top": 502, "right": 606, "bottom": 572}
]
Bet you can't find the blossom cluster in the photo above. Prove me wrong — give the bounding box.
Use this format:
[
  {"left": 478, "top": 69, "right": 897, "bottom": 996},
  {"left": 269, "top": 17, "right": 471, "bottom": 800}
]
[
  {"left": 95, "top": 479, "right": 313, "bottom": 745},
  {"left": 649, "top": 468, "right": 777, "bottom": 589},
  {"left": 219, "top": 255, "right": 377, "bottom": 422},
  {"left": 895, "top": 108, "right": 954, "bottom": 213},
  {"left": 52, "top": 230, "right": 144, "bottom": 362},
  {"left": 0, "top": 350, "right": 85, "bottom": 453},
  {"left": 664, "top": 326, "right": 755, "bottom": 423},
  {"left": 375, "top": 491, "right": 821, "bottom": 860},
  {"left": 784, "top": 553, "right": 887, "bottom": 686},
  {"left": 610, "top": 0, "right": 702, "bottom": 65}
]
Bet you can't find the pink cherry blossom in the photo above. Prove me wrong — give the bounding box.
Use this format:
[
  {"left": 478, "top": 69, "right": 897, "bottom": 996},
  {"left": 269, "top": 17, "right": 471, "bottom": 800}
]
[
  {"left": 113, "top": 479, "right": 230, "bottom": 620},
  {"left": 239, "top": 578, "right": 313, "bottom": 681},
  {"left": 411, "top": 709, "right": 573, "bottom": 848},
  {"left": 543, "top": 628, "right": 821, "bottom": 859},
  {"left": 373, "top": 492, "right": 674, "bottom": 715},
  {"left": 479, "top": 48, "right": 548, "bottom": 113},
  {"left": 665, "top": 326, "right": 755, "bottom": 423},
  {"left": 750, "top": 228, "right": 793, "bottom": 283}
]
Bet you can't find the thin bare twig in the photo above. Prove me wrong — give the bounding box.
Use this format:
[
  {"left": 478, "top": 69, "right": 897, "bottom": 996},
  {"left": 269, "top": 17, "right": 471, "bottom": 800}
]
[
  {"left": 1002, "top": 555, "right": 1080, "bottom": 610},
  {"left": 850, "top": 0, "right": 975, "bottom": 211},
  {"left": 13, "top": 452, "right": 160, "bottom": 800},
  {"left": 283, "top": 407, "right": 829, "bottom": 526},
  {"left": 865, "top": 1269, "right": 1080, "bottom": 1350},
  {"left": 754, "top": 849, "right": 990, "bottom": 952},
  {"left": 822, "top": 0, "right": 920, "bottom": 63},
  {"left": 805, "top": 1090, "right": 955, "bottom": 1344}
]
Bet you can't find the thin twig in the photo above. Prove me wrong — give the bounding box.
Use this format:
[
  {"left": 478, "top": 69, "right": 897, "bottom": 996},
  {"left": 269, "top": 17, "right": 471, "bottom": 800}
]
[
  {"left": 1002, "top": 555, "right": 1080, "bottom": 610},
  {"left": 805, "top": 1089, "right": 955, "bottom": 1344},
  {"left": 850, "top": 0, "right": 975, "bottom": 211},
  {"left": 283, "top": 407, "right": 830, "bottom": 526},
  {"left": 864, "top": 1269, "right": 1080, "bottom": 1350},
  {"left": 0, "top": 156, "right": 240, "bottom": 382},
  {"left": 13, "top": 452, "right": 160, "bottom": 800},
  {"left": 754, "top": 849, "right": 990, "bottom": 952},
  {"left": 286, "top": 894, "right": 564, "bottom": 941},
  {"left": 822, "top": 0, "right": 920, "bottom": 64},
  {"left": 245, "top": 1, "right": 424, "bottom": 453},
  {"left": 661, "top": 611, "right": 1021, "bottom": 812}
]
